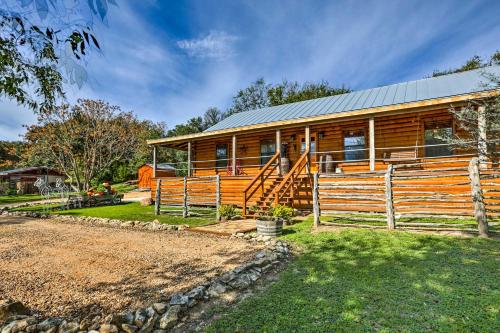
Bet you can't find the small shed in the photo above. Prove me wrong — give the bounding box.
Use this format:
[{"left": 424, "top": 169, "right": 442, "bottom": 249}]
[
  {"left": 0, "top": 167, "right": 65, "bottom": 194},
  {"left": 138, "top": 163, "right": 176, "bottom": 189}
]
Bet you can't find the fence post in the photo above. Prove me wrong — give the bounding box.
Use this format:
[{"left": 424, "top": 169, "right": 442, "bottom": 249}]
[
  {"left": 468, "top": 157, "right": 488, "bottom": 237},
  {"left": 215, "top": 175, "right": 221, "bottom": 221},
  {"left": 313, "top": 172, "right": 320, "bottom": 228},
  {"left": 182, "top": 176, "right": 188, "bottom": 218},
  {"left": 385, "top": 164, "right": 395, "bottom": 230},
  {"left": 155, "top": 179, "right": 161, "bottom": 215}
]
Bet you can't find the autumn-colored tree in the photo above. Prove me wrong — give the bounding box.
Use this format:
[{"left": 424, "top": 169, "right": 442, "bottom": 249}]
[{"left": 24, "top": 99, "right": 143, "bottom": 190}]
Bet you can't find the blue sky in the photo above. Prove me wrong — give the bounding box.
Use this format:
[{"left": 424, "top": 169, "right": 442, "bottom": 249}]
[{"left": 1, "top": 0, "right": 500, "bottom": 140}]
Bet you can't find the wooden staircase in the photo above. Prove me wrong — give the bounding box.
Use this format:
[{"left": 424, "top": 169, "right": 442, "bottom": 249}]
[{"left": 242, "top": 150, "right": 312, "bottom": 216}]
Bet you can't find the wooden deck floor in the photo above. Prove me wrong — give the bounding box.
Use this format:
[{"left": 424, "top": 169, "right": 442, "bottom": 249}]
[{"left": 189, "top": 219, "right": 257, "bottom": 236}]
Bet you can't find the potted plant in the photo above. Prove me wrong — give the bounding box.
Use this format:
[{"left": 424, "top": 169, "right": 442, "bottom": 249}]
[
  {"left": 218, "top": 204, "right": 237, "bottom": 222},
  {"left": 256, "top": 204, "right": 294, "bottom": 237}
]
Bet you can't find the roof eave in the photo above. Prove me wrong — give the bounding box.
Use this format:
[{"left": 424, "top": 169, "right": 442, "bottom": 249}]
[{"left": 147, "top": 90, "right": 498, "bottom": 147}]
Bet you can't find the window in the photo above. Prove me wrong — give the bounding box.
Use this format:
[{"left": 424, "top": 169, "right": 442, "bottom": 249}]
[
  {"left": 260, "top": 140, "right": 276, "bottom": 166},
  {"left": 344, "top": 130, "right": 366, "bottom": 161},
  {"left": 300, "top": 137, "right": 316, "bottom": 154},
  {"left": 424, "top": 120, "right": 453, "bottom": 157},
  {"left": 215, "top": 144, "right": 228, "bottom": 169}
]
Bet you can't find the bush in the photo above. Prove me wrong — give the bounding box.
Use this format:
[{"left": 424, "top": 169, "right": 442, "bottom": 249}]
[
  {"left": 271, "top": 204, "right": 294, "bottom": 220},
  {"left": 218, "top": 204, "right": 237, "bottom": 220}
]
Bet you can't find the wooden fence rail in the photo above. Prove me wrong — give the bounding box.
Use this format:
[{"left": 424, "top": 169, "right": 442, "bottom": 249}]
[
  {"left": 154, "top": 175, "right": 220, "bottom": 218},
  {"left": 314, "top": 158, "right": 498, "bottom": 237}
]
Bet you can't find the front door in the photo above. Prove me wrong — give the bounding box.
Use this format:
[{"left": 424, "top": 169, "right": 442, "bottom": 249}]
[{"left": 297, "top": 133, "right": 317, "bottom": 172}]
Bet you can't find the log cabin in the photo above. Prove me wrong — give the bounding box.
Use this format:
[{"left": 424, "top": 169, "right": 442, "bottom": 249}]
[{"left": 148, "top": 66, "right": 500, "bottom": 215}]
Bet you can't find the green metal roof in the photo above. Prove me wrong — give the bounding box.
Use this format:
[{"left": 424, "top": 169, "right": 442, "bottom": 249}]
[{"left": 205, "top": 66, "right": 500, "bottom": 132}]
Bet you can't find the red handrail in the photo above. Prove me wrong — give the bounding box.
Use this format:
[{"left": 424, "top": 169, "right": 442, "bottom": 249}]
[{"left": 242, "top": 152, "right": 280, "bottom": 216}]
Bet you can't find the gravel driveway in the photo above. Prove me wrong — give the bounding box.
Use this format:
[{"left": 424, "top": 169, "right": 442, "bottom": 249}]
[{"left": 0, "top": 216, "right": 261, "bottom": 319}]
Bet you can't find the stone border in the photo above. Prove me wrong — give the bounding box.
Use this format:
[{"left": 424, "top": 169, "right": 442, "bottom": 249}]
[
  {"left": 0, "top": 212, "right": 291, "bottom": 333},
  {"left": 0, "top": 210, "right": 188, "bottom": 232}
]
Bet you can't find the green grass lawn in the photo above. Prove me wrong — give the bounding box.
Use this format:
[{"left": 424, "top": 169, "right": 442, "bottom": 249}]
[
  {"left": 0, "top": 194, "right": 43, "bottom": 205},
  {"left": 208, "top": 219, "right": 500, "bottom": 332},
  {"left": 13, "top": 202, "right": 215, "bottom": 227},
  {"left": 111, "top": 182, "right": 138, "bottom": 194}
]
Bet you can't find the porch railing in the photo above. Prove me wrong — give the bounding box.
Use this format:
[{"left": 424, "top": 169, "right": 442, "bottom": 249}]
[
  {"left": 273, "top": 149, "right": 310, "bottom": 206},
  {"left": 242, "top": 151, "right": 280, "bottom": 216}
]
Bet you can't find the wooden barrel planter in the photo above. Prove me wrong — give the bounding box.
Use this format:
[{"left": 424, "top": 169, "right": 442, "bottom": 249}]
[{"left": 256, "top": 219, "right": 283, "bottom": 237}]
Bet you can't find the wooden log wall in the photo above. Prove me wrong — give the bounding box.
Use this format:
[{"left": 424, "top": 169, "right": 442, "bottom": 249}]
[{"left": 190, "top": 108, "right": 472, "bottom": 176}]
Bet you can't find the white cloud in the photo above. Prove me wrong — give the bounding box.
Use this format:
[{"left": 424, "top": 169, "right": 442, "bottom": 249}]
[{"left": 177, "top": 31, "right": 238, "bottom": 60}]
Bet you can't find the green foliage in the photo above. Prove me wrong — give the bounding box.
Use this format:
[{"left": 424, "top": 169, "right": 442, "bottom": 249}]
[
  {"left": 208, "top": 219, "right": 500, "bottom": 332},
  {"left": 0, "top": 0, "right": 113, "bottom": 113},
  {"left": 431, "top": 50, "right": 500, "bottom": 77},
  {"left": 226, "top": 78, "right": 270, "bottom": 117},
  {"left": 270, "top": 204, "right": 294, "bottom": 220},
  {"left": 0, "top": 141, "right": 24, "bottom": 170},
  {"left": 218, "top": 204, "right": 237, "bottom": 220},
  {"left": 268, "top": 80, "right": 350, "bottom": 106}
]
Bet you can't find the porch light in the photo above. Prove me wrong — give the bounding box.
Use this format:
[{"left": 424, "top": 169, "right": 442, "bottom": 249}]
[{"left": 318, "top": 131, "right": 325, "bottom": 139}]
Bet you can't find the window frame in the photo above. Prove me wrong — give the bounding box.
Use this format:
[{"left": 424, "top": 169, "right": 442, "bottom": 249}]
[
  {"left": 260, "top": 139, "right": 276, "bottom": 166},
  {"left": 423, "top": 119, "right": 454, "bottom": 158},
  {"left": 215, "top": 143, "right": 228, "bottom": 170},
  {"left": 343, "top": 129, "right": 366, "bottom": 162}
]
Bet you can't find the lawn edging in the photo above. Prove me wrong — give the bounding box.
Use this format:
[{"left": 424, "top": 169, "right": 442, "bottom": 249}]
[
  {"left": 0, "top": 209, "right": 190, "bottom": 232},
  {"left": 0, "top": 216, "right": 292, "bottom": 333}
]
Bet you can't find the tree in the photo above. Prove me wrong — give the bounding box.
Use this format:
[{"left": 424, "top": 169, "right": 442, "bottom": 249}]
[
  {"left": 0, "top": 0, "right": 115, "bottom": 113},
  {"left": 431, "top": 51, "right": 500, "bottom": 77},
  {"left": 23, "top": 99, "right": 143, "bottom": 190},
  {"left": 268, "top": 80, "right": 350, "bottom": 106},
  {"left": 203, "top": 107, "right": 225, "bottom": 129},
  {"left": 0, "top": 140, "right": 24, "bottom": 170},
  {"left": 226, "top": 78, "right": 270, "bottom": 116},
  {"left": 447, "top": 72, "right": 499, "bottom": 162}
]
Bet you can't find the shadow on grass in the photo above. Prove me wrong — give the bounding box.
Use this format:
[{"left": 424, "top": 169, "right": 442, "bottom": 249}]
[{"left": 208, "top": 221, "right": 500, "bottom": 332}]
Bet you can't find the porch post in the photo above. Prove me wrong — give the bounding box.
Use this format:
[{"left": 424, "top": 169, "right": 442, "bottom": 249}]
[
  {"left": 232, "top": 134, "right": 237, "bottom": 176},
  {"left": 305, "top": 125, "right": 311, "bottom": 173},
  {"left": 153, "top": 145, "right": 157, "bottom": 178},
  {"left": 276, "top": 129, "right": 282, "bottom": 176},
  {"left": 478, "top": 106, "right": 487, "bottom": 168},
  {"left": 369, "top": 117, "right": 375, "bottom": 171},
  {"left": 187, "top": 141, "right": 192, "bottom": 177}
]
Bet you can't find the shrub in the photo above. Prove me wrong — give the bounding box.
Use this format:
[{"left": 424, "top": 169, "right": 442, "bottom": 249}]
[
  {"left": 218, "top": 204, "right": 237, "bottom": 220},
  {"left": 271, "top": 204, "right": 294, "bottom": 220}
]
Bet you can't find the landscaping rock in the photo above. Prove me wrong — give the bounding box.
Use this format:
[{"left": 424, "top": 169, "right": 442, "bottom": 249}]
[
  {"left": 169, "top": 294, "right": 188, "bottom": 306},
  {"left": 206, "top": 282, "right": 227, "bottom": 298},
  {"left": 134, "top": 310, "right": 147, "bottom": 328},
  {"left": 0, "top": 300, "right": 29, "bottom": 324},
  {"left": 152, "top": 303, "right": 168, "bottom": 315},
  {"left": 137, "top": 313, "right": 157, "bottom": 333},
  {"left": 158, "top": 305, "right": 181, "bottom": 330},
  {"left": 99, "top": 324, "right": 118, "bottom": 333},
  {"left": 1, "top": 317, "right": 36, "bottom": 333},
  {"left": 37, "top": 318, "right": 61, "bottom": 332},
  {"left": 58, "top": 320, "right": 80, "bottom": 333},
  {"left": 140, "top": 198, "right": 153, "bottom": 206},
  {"left": 121, "top": 324, "right": 138, "bottom": 333},
  {"left": 185, "top": 286, "right": 205, "bottom": 300},
  {"left": 228, "top": 274, "right": 252, "bottom": 289}
]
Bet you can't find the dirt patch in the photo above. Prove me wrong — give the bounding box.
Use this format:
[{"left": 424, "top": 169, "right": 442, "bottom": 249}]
[{"left": 0, "top": 216, "right": 262, "bottom": 319}]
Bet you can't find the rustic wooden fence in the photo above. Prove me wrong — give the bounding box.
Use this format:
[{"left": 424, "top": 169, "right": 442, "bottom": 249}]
[
  {"left": 313, "top": 158, "right": 499, "bottom": 236},
  {"left": 154, "top": 176, "right": 220, "bottom": 219}
]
